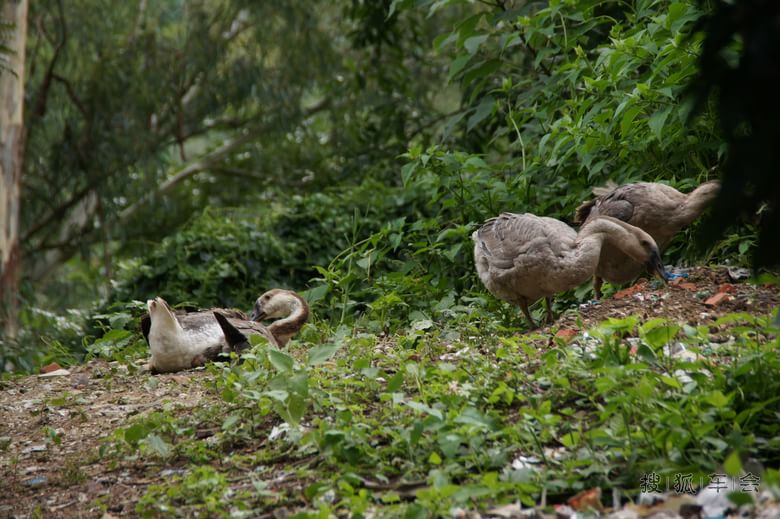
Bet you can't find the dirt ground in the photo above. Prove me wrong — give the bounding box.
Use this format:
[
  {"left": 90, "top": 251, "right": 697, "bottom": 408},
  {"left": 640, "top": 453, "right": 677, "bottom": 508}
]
[{"left": 0, "top": 266, "right": 778, "bottom": 518}]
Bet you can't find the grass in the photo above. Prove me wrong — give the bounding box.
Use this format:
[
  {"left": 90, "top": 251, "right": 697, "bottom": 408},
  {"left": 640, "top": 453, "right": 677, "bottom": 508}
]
[{"left": 92, "top": 308, "right": 780, "bottom": 517}]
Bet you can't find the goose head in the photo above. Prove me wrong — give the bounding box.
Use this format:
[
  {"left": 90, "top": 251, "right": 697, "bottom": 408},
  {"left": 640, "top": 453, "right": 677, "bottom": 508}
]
[
  {"left": 620, "top": 228, "right": 667, "bottom": 282},
  {"left": 250, "top": 289, "right": 305, "bottom": 321},
  {"left": 589, "top": 216, "right": 668, "bottom": 282}
]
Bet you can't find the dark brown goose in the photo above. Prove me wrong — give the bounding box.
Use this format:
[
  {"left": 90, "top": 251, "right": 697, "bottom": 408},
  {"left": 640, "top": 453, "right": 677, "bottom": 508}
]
[
  {"left": 574, "top": 180, "right": 720, "bottom": 298},
  {"left": 473, "top": 212, "right": 666, "bottom": 328}
]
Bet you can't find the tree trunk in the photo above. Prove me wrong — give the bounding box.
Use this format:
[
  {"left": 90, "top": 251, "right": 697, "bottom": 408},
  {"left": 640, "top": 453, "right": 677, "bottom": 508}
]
[{"left": 0, "top": 0, "right": 29, "bottom": 340}]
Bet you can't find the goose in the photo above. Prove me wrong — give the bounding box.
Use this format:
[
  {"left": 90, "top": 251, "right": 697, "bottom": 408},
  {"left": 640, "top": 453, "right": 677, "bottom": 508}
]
[
  {"left": 142, "top": 289, "right": 310, "bottom": 373},
  {"left": 574, "top": 180, "right": 720, "bottom": 298},
  {"left": 473, "top": 212, "right": 666, "bottom": 328},
  {"left": 143, "top": 297, "right": 241, "bottom": 373}
]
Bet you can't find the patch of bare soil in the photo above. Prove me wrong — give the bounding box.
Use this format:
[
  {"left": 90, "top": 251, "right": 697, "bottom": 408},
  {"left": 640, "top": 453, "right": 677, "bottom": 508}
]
[
  {"left": 0, "top": 362, "right": 220, "bottom": 517},
  {"left": 0, "top": 266, "right": 777, "bottom": 517},
  {"left": 541, "top": 265, "right": 780, "bottom": 337}
]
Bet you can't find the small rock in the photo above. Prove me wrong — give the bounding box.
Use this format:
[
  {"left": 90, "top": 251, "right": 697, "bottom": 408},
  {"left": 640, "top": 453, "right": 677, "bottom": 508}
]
[
  {"left": 23, "top": 444, "right": 47, "bottom": 453},
  {"left": 638, "top": 492, "right": 667, "bottom": 506},
  {"left": 488, "top": 503, "right": 524, "bottom": 518}
]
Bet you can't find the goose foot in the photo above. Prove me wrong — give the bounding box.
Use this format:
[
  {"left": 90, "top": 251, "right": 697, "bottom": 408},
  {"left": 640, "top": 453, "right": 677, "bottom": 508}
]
[
  {"left": 519, "top": 300, "right": 537, "bottom": 329},
  {"left": 544, "top": 297, "right": 555, "bottom": 324}
]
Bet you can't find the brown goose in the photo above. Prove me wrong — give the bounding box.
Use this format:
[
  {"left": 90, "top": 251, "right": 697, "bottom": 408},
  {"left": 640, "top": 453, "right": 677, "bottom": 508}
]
[
  {"left": 574, "top": 180, "right": 720, "bottom": 298},
  {"left": 473, "top": 212, "right": 666, "bottom": 328},
  {"left": 142, "top": 289, "right": 309, "bottom": 373}
]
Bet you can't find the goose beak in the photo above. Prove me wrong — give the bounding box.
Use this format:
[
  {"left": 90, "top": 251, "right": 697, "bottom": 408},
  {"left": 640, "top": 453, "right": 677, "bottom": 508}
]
[
  {"left": 647, "top": 249, "right": 667, "bottom": 282},
  {"left": 251, "top": 303, "right": 267, "bottom": 321}
]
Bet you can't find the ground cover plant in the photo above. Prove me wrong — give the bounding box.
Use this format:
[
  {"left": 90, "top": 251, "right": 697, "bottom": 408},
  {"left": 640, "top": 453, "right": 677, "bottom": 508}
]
[{"left": 2, "top": 276, "right": 779, "bottom": 515}]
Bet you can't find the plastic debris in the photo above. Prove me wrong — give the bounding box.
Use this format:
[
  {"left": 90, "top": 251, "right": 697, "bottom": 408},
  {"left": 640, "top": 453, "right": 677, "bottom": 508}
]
[
  {"left": 22, "top": 476, "right": 48, "bottom": 488},
  {"left": 727, "top": 267, "right": 750, "bottom": 282},
  {"left": 39, "top": 368, "right": 71, "bottom": 378}
]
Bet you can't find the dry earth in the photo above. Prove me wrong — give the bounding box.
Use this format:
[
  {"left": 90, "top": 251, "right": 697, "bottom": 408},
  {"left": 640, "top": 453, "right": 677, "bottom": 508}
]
[{"left": 0, "top": 266, "right": 778, "bottom": 518}]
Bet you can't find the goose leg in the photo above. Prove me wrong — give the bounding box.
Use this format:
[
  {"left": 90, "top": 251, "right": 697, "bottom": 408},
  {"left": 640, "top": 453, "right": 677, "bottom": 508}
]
[
  {"left": 518, "top": 300, "right": 537, "bottom": 329},
  {"left": 593, "top": 276, "right": 604, "bottom": 300},
  {"left": 544, "top": 296, "right": 555, "bottom": 324}
]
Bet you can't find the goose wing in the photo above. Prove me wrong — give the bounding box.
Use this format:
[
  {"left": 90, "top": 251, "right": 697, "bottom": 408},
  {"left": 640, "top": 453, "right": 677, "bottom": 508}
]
[
  {"left": 474, "top": 212, "right": 574, "bottom": 269},
  {"left": 140, "top": 314, "right": 151, "bottom": 344},
  {"left": 213, "top": 312, "right": 279, "bottom": 352},
  {"left": 575, "top": 184, "right": 635, "bottom": 225}
]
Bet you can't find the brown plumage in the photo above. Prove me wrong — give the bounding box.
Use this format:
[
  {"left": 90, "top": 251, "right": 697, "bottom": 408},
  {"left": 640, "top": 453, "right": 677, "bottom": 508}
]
[
  {"left": 473, "top": 212, "right": 666, "bottom": 328},
  {"left": 574, "top": 180, "right": 720, "bottom": 298}
]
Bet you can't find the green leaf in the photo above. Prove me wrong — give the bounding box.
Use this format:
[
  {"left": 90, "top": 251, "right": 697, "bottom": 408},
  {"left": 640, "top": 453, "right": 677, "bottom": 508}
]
[
  {"left": 448, "top": 54, "right": 472, "bottom": 82},
  {"left": 429, "top": 451, "right": 442, "bottom": 465},
  {"left": 467, "top": 96, "right": 495, "bottom": 131},
  {"left": 386, "top": 371, "right": 404, "bottom": 392},
  {"left": 648, "top": 106, "right": 672, "bottom": 140},
  {"left": 723, "top": 451, "right": 743, "bottom": 476},
  {"left": 559, "top": 431, "right": 581, "bottom": 448},
  {"left": 307, "top": 343, "right": 341, "bottom": 366},
  {"left": 660, "top": 375, "right": 682, "bottom": 389},
  {"left": 401, "top": 162, "right": 417, "bottom": 187},
  {"left": 620, "top": 106, "right": 642, "bottom": 138},
  {"left": 267, "top": 349, "right": 294, "bottom": 373},
  {"left": 222, "top": 414, "right": 241, "bottom": 431},
  {"left": 464, "top": 34, "right": 488, "bottom": 55},
  {"left": 303, "top": 284, "right": 329, "bottom": 303},
  {"left": 124, "top": 424, "right": 147, "bottom": 446},
  {"left": 145, "top": 433, "right": 172, "bottom": 458},
  {"left": 705, "top": 390, "right": 730, "bottom": 408},
  {"left": 406, "top": 400, "right": 443, "bottom": 420}
]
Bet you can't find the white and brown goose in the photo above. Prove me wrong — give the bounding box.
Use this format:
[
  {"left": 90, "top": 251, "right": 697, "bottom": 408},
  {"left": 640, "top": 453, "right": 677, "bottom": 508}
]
[
  {"left": 142, "top": 289, "right": 309, "bottom": 373},
  {"left": 473, "top": 212, "right": 666, "bottom": 328},
  {"left": 574, "top": 180, "right": 720, "bottom": 298}
]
